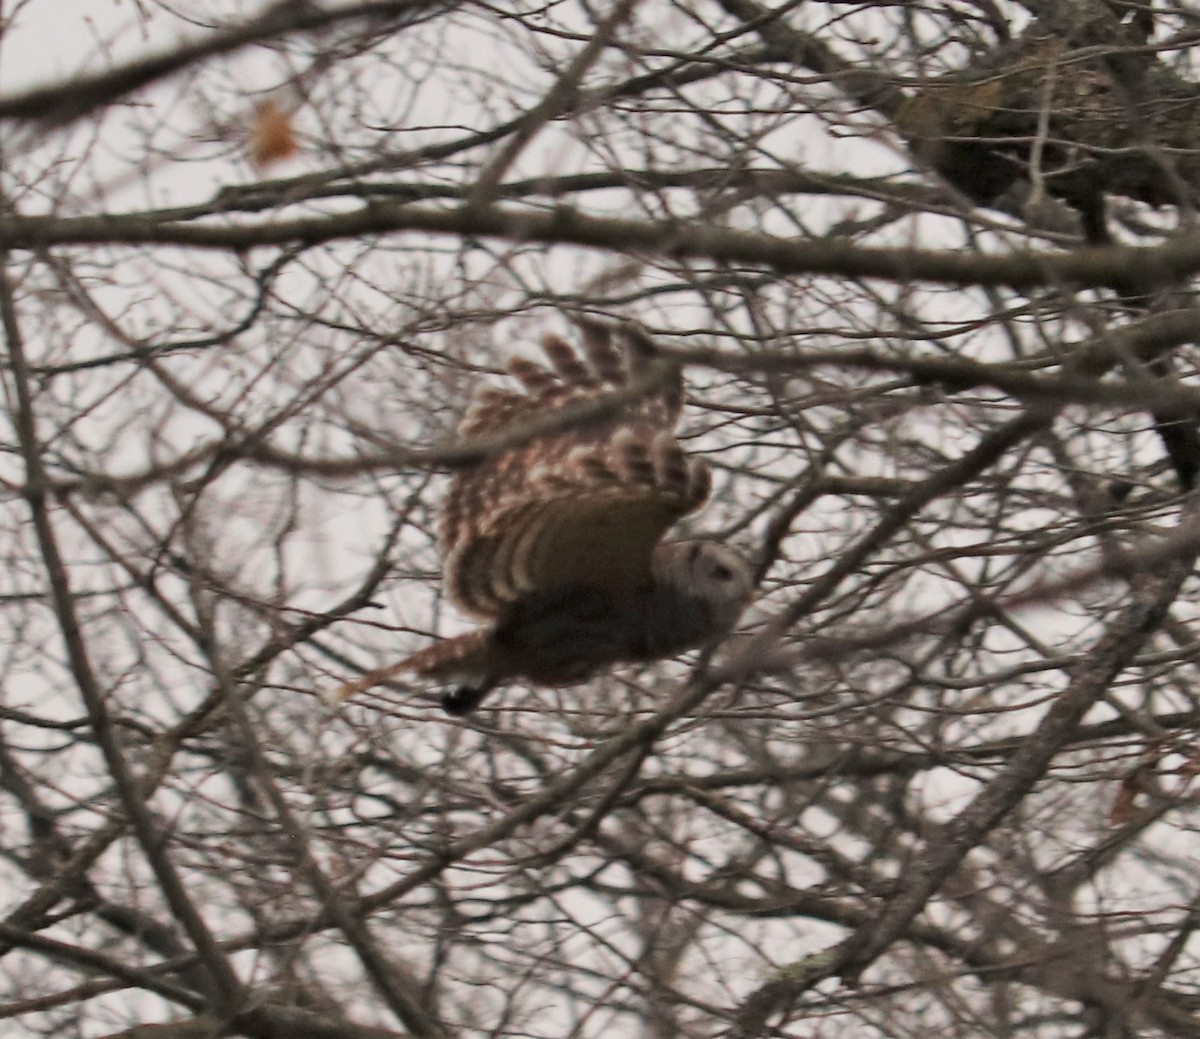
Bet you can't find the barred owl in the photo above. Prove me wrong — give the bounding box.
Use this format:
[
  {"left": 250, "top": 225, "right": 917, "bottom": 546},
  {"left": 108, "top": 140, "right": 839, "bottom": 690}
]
[{"left": 337, "top": 320, "right": 752, "bottom": 714}]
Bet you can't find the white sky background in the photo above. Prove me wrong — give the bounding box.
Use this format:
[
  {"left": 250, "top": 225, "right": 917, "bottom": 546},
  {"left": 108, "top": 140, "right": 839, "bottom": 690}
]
[
  {"left": 0, "top": 0, "right": 1093, "bottom": 803},
  {"left": 0, "top": 2, "right": 148, "bottom": 89},
  {"left": 0, "top": 0, "right": 1125, "bottom": 838},
  {"left": 0, "top": 1, "right": 1191, "bottom": 1034}
]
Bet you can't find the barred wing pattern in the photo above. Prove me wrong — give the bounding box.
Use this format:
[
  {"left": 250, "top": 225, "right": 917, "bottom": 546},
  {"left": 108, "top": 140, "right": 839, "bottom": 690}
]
[
  {"left": 334, "top": 320, "right": 749, "bottom": 711},
  {"left": 438, "top": 320, "right": 710, "bottom": 618}
]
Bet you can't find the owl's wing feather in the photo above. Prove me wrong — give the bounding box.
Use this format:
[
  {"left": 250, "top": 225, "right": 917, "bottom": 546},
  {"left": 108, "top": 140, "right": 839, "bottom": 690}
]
[
  {"left": 449, "top": 483, "right": 682, "bottom": 616},
  {"left": 333, "top": 321, "right": 728, "bottom": 706},
  {"left": 441, "top": 322, "right": 706, "bottom": 619}
]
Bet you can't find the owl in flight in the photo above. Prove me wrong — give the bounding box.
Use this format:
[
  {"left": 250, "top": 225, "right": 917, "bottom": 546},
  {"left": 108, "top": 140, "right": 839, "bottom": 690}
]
[{"left": 336, "top": 319, "right": 753, "bottom": 714}]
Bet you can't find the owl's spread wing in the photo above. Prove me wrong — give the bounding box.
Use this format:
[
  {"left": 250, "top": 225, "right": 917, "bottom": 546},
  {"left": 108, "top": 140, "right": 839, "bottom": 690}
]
[
  {"left": 455, "top": 320, "right": 681, "bottom": 441},
  {"left": 440, "top": 322, "right": 708, "bottom": 619}
]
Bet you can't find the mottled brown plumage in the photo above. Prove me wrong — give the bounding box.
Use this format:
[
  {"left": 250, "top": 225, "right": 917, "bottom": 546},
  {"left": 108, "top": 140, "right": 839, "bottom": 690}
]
[{"left": 335, "top": 320, "right": 751, "bottom": 713}]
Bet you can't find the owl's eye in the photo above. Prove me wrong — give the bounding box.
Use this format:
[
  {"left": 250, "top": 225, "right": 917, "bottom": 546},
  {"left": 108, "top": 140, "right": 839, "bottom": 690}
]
[{"left": 711, "top": 563, "right": 735, "bottom": 581}]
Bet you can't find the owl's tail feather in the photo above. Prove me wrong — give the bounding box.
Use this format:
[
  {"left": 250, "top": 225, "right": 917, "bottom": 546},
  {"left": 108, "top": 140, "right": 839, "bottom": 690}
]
[{"left": 328, "top": 631, "right": 496, "bottom": 709}]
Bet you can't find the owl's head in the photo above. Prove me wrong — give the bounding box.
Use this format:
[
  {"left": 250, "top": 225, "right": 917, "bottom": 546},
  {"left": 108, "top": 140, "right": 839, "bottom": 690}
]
[
  {"left": 686, "top": 540, "right": 753, "bottom": 619},
  {"left": 653, "top": 539, "right": 753, "bottom": 640}
]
